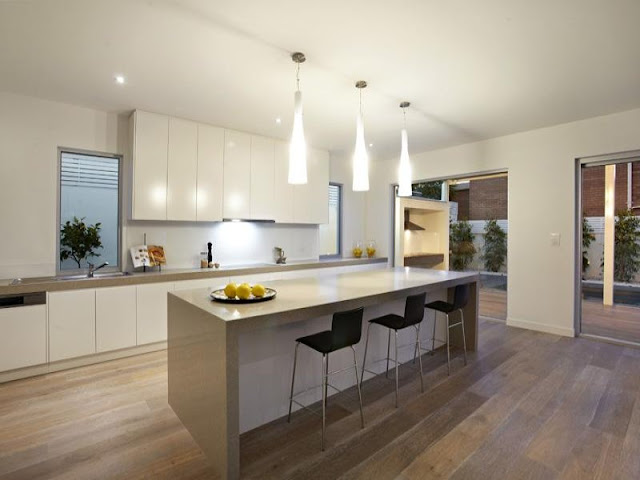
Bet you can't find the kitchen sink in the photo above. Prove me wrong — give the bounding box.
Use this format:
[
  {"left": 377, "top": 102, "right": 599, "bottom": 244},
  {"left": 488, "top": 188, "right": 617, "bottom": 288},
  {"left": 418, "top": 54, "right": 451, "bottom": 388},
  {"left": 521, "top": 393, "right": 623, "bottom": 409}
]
[{"left": 55, "top": 272, "right": 132, "bottom": 281}]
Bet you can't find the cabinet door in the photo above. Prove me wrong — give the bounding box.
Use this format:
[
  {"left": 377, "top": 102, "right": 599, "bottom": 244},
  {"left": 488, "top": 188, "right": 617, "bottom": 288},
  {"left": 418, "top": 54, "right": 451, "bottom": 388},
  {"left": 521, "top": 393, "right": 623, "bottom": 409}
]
[
  {"left": 197, "top": 124, "right": 225, "bottom": 222},
  {"left": 293, "top": 148, "right": 330, "bottom": 224},
  {"left": 131, "top": 111, "right": 168, "bottom": 220},
  {"left": 49, "top": 289, "right": 96, "bottom": 362},
  {"left": 137, "top": 282, "right": 173, "bottom": 345},
  {"left": 0, "top": 305, "right": 47, "bottom": 371},
  {"left": 167, "top": 117, "right": 198, "bottom": 221},
  {"left": 223, "top": 130, "right": 251, "bottom": 219},
  {"left": 96, "top": 286, "right": 137, "bottom": 352},
  {"left": 273, "top": 140, "right": 294, "bottom": 223},
  {"left": 250, "top": 136, "right": 275, "bottom": 220}
]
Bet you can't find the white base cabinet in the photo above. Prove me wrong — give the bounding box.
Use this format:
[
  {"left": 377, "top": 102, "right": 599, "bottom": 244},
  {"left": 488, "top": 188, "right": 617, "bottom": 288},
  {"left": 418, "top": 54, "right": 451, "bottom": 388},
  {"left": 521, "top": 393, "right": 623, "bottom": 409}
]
[
  {"left": 0, "top": 305, "right": 47, "bottom": 371},
  {"left": 96, "top": 286, "right": 137, "bottom": 352},
  {"left": 49, "top": 289, "right": 96, "bottom": 362},
  {"left": 136, "top": 282, "right": 173, "bottom": 345}
]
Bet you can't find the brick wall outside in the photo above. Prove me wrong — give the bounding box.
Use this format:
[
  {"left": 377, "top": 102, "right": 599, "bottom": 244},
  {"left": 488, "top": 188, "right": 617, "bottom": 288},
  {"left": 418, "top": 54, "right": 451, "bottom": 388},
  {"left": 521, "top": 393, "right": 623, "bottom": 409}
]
[
  {"left": 451, "top": 189, "right": 469, "bottom": 220},
  {"left": 581, "top": 162, "right": 640, "bottom": 216},
  {"left": 468, "top": 177, "right": 508, "bottom": 220}
]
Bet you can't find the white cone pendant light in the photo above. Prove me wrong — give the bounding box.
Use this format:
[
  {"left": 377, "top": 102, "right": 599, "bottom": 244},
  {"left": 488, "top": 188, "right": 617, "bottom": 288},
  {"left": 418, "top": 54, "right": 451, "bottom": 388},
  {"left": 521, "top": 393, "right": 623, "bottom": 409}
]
[
  {"left": 397, "top": 101, "right": 413, "bottom": 197},
  {"left": 352, "top": 80, "right": 369, "bottom": 191},
  {"left": 288, "top": 52, "right": 307, "bottom": 184}
]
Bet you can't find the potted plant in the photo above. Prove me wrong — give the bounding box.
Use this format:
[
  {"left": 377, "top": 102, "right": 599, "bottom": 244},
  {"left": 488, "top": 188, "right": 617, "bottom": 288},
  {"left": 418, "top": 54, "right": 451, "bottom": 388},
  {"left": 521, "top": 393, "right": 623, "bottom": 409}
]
[
  {"left": 481, "top": 219, "right": 507, "bottom": 272},
  {"left": 60, "top": 216, "right": 103, "bottom": 268},
  {"left": 450, "top": 220, "right": 476, "bottom": 271}
]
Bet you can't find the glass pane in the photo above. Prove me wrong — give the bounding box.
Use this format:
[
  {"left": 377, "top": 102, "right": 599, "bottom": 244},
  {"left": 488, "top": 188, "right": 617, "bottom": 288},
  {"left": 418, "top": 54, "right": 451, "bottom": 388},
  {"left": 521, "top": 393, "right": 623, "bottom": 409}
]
[
  {"left": 319, "top": 184, "right": 340, "bottom": 256},
  {"left": 581, "top": 160, "right": 640, "bottom": 343},
  {"left": 59, "top": 152, "right": 119, "bottom": 270}
]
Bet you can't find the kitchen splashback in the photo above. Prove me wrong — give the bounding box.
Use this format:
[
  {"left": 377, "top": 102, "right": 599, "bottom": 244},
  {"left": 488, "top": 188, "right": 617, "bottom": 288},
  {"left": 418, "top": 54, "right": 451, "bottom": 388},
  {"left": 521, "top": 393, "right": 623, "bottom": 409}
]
[{"left": 125, "top": 221, "right": 319, "bottom": 270}]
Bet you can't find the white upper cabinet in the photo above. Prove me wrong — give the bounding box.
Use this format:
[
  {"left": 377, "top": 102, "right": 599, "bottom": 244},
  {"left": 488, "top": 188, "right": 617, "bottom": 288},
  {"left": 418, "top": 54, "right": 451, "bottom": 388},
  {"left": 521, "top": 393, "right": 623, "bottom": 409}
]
[
  {"left": 273, "top": 140, "right": 294, "bottom": 223},
  {"left": 250, "top": 136, "right": 275, "bottom": 220},
  {"left": 131, "top": 110, "right": 329, "bottom": 224},
  {"left": 293, "top": 148, "right": 330, "bottom": 224},
  {"left": 196, "top": 124, "right": 224, "bottom": 222},
  {"left": 223, "top": 130, "right": 251, "bottom": 219},
  {"left": 131, "top": 111, "right": 169, "bottom": 220},
  {"left": 167, "top": 117, "right": 198, "bottom": 221}
]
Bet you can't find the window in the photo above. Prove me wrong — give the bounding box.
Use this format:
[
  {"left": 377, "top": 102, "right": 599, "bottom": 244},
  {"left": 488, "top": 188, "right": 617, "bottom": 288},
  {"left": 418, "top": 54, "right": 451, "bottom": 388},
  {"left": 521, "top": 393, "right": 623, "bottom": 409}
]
[
  {"left": 319, "top": 183, "right": 342, "bottom": 257},
  {"left": 58, "top": 150, "right": 121, "bottom": 272}
]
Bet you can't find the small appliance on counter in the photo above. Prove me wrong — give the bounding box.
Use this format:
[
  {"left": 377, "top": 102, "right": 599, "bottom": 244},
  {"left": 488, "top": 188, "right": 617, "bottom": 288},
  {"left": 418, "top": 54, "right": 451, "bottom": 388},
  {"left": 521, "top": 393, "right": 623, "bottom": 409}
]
[{"left": 274, "top": 247, "right": 286, "bottom": 264}]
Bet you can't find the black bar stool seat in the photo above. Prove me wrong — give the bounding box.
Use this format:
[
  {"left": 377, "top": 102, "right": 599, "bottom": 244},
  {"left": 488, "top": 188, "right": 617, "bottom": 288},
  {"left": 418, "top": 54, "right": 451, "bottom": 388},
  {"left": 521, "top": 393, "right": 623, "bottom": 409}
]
[
  {"left": 288, "top": 306, "right": 365, "bottom": 451},
  {"left": 369, "top": 313, "right": 407, "bottom": 331},
  {"left": 423, "top": 300, "right": 458, "bottom": 314}
]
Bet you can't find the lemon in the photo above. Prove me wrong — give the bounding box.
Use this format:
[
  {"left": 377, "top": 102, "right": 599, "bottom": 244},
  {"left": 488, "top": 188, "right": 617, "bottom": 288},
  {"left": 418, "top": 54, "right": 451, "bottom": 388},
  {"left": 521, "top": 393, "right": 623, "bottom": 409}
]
[
  {"left": 252, "top": 284, "right": 266, "bottom": 298},
  {"left": 224, "top": 283, "right": 237, "bottom": 298},
  {"left": 236, "top": 284, "right": 251, "bottom": 300}
]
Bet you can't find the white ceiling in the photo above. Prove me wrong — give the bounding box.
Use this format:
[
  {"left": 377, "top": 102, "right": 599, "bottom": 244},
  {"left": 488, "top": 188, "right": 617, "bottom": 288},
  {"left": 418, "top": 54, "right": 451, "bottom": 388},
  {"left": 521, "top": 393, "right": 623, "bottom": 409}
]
[{"left": 1, "top": 0, "right": 640, "bottom": 159}]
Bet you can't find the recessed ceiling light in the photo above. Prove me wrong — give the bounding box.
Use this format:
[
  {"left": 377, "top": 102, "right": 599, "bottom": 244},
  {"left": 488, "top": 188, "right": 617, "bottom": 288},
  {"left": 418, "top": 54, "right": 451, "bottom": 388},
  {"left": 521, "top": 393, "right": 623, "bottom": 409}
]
[
  {"left": 275, "top": 117, "right": 282, "bottom": 124},
  {"left": 369, "top": 143, "right": 373, "bottom": 147},
  {"left": 114, "top": 75, "right": 126, "bottom": 85}
]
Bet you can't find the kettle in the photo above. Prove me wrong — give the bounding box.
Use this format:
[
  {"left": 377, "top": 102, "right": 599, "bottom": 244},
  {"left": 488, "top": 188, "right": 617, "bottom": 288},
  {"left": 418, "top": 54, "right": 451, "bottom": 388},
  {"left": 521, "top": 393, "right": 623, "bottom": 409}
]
[{"left": 274, "top": 247, "right": 287, "bottom": 264}]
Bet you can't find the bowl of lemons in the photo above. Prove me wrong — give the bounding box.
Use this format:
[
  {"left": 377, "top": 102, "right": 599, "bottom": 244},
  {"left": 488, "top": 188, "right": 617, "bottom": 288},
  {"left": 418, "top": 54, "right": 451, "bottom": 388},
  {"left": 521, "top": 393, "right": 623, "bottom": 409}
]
[{"left": 210, "top": 282, "right": 276, "bottom": 303}]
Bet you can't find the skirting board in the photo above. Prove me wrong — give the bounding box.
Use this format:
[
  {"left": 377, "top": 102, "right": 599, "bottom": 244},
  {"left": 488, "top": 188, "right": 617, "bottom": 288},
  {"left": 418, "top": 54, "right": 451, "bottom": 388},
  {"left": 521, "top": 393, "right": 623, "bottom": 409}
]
[
  {"left": 507, "top": 317, "right": 575, "bottom": 337},
  {"left": 0, "top": 341, "right": 167, "bottom": 384}
]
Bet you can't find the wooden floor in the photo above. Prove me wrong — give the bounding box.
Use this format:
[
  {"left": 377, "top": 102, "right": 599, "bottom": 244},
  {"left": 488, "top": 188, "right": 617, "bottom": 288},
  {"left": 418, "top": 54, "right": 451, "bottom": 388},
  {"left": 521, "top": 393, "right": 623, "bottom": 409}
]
[
  {"left": 2, "top": 320, "right": 640, "bottom": 479},
  {"left": 479, "top": 287, "right": 507, "bottom": 320},
  {"left": 582, "top": 299, "right": 640, "bottom": 344}
]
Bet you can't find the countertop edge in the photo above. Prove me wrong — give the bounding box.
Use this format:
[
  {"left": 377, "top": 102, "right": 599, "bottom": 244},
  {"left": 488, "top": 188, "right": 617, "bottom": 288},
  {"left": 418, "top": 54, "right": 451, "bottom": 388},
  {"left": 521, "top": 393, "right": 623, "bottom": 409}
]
[{"left": 0, "top": 257, "right": 389, "bottom": 295}]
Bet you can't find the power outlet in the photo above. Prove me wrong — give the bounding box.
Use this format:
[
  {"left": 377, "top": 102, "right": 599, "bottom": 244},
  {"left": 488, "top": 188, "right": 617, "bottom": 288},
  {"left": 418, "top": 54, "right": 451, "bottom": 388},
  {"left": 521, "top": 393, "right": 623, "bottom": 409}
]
[{"left": 550, "top": 233, "right": 561, "bottom": 246}]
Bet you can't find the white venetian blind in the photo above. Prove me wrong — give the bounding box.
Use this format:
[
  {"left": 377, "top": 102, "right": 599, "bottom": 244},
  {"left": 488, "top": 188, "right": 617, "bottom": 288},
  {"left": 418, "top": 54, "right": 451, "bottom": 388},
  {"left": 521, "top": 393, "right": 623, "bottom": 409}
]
[{"left": 60, "top": 153, "right": 119, "bottom": 189}]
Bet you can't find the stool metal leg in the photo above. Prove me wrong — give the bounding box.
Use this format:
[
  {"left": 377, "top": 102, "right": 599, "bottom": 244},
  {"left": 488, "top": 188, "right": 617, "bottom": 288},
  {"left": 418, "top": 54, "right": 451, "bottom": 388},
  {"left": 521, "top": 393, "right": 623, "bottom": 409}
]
[
  {"left": 446, "top": 314, "right": 451, "bottom": 376},
  {"left": 361, "top": 323, "right": 372, "bottom": 388},
  {"left": 459, "top": 309, "right": 468, "bottom": 366},
  {"left": 322, "top": 353, "right": 328, "bottom": 451},
  {"left": 431, "top": 311, "right": 437, "bottom": 355},
  {"left": 394, "top": 330, "right": 399, "bottom": 408},
  {"left": 288, "top": 342, "right": 300, "bottom": 423},
  {"left": 351, "top": 346, "right": 365, "bottom": 428},
  {"left": 386, "top": 329, "right": 391, "bottom": 378},
  {"left": 415, "top": 324, "right": 424, "bottom": 393}
]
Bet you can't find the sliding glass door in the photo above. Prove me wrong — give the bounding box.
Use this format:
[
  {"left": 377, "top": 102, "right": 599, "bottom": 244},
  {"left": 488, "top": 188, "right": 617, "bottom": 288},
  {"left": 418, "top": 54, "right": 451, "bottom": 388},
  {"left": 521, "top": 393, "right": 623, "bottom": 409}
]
[{"left": 579, "top": 158, "right": 640, "bottom": 343}]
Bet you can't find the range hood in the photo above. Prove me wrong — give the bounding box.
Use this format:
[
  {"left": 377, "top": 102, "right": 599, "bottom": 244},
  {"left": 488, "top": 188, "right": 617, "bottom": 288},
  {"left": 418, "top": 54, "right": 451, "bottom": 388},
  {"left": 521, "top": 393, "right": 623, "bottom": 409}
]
[{"left": 404, "top": 209, "right": 425, "bottom": 231}]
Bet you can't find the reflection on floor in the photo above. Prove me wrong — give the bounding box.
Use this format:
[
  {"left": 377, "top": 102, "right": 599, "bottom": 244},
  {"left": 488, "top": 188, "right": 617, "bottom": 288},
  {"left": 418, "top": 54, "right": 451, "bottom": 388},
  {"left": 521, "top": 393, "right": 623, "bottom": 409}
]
[
  {"left": 479, "top": 288, "right": 507, "bottom": 321},
  {"left": 582, "top": 299, "right": 640, "bottom": 344},
  {"left": 2, "top": 320, "right": 640, "bottom": 479}
]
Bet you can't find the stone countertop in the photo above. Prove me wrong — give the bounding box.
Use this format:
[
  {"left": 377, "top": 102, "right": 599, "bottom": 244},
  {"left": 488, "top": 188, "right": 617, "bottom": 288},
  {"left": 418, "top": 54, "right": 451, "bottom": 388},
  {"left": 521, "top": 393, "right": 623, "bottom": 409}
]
[
  {"left": 170, "top": 267, "right": 479, "bottom": 333},
  {"left": 0, "top": 257, "right": 388, "bottom": 295}
]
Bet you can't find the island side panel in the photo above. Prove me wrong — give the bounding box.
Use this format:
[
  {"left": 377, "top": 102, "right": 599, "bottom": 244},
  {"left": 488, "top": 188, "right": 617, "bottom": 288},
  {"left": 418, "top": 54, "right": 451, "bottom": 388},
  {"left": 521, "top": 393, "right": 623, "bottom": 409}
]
[
  {"left": 447, "top": 279, "right": 478, "bottom": 351},
  {"left": 168, "top": 294, "right": 240, "bottom": 479}
]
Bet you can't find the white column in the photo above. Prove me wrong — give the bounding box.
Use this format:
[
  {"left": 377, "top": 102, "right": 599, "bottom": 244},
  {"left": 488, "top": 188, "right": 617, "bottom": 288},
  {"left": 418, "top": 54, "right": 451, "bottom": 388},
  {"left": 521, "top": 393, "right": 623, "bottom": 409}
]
[{"left": 603, "top": 165, "right": 615, "bottom": 306}]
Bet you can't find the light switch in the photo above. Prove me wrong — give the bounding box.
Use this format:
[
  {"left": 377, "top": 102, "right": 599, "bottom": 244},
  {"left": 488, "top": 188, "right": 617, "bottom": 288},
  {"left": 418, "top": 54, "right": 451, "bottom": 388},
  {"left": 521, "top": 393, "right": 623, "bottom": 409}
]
[{"left": 550, "top": 233, "right": 561, "bottom": 246}]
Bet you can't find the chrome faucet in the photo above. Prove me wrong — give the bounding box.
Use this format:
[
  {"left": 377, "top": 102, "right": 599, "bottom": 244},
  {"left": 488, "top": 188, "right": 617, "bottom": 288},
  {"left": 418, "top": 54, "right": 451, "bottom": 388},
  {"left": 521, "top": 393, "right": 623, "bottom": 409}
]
[{"left": 87, "top": 261, "right": 109, "bottom": 278}]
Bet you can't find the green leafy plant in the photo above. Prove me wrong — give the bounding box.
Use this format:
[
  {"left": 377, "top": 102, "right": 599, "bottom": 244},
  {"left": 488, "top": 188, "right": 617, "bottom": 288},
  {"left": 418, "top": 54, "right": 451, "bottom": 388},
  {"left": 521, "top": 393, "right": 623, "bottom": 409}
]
[
  {"left": 481, "top": 219, "right": 507, "bottom": 272},
  {"left": 60, "top": 217, "right": 103, "bottom": 268},
  {"left": 582, "top": 217, "right": 595, "bottom": 275},
  {"left": 411, "top": 181, "right": 443, "bottom": 200},
  {"left": 613, "top": 209, "right": 640, "bottom": 283},
  {"left": 450, "top": 220, "right": 476, "bottom": 271}
]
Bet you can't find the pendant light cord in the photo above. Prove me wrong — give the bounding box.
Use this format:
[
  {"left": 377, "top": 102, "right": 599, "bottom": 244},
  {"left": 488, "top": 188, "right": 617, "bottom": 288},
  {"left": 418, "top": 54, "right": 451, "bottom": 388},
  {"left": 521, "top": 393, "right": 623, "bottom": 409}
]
[
  {"left": 359, "top": 88, "right": 363, "bottom": 116},
  {"left": 296, "top": 62, "right": 300, "bottom": 90}
]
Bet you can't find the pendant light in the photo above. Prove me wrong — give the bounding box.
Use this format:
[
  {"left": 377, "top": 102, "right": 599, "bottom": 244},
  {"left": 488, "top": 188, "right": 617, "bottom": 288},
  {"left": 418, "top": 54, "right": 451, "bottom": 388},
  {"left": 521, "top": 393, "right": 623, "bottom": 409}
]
[
  {"left": 352, "top": 80, "right": 369, "bottom": 191},
  {"left": 288, "top": 52, "right": 307, "bottom": 184},
  {"left": 397, "top": 101, "right": 413, "bottom": 197}
]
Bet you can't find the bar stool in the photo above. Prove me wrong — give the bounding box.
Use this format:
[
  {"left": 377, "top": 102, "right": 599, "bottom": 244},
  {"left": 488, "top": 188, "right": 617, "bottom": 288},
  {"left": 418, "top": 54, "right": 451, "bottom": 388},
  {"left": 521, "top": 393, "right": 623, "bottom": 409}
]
[
  {"left": 287, "top": 307, "right": 365, "bottom": 451},
  {"left": 425, "top": 283, "right": 469, "bottom": 375},
  {"left": 360, "top": 292, "right": 426, "bottom": 408}
]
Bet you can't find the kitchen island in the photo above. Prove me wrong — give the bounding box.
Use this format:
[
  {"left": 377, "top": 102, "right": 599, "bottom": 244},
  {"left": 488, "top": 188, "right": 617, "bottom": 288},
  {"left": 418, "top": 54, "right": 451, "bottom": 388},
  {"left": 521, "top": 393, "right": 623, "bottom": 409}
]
[{"left": 167, "top": 267, "right": 479, "bottom": 479}]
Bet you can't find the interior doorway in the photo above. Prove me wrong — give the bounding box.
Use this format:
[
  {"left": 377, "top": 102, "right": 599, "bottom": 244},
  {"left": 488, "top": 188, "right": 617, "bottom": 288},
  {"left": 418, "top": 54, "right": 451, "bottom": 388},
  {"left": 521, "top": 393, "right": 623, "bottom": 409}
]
[
  {"left": 579, "top": 156, "right": 640, "bottom": 343},
  {"left": 393, "top": 172, "right": 508, "bottom": 321}
]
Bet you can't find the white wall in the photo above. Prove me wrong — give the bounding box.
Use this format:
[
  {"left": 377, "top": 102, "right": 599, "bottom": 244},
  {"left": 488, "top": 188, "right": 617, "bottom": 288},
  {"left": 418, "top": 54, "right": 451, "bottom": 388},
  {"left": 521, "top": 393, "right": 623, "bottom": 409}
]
[
  {"left": 0, "top": 92, "right": 322, "bottom": 278},
  {"left": 366, "top": 107, "right": 640, "bottom": 337},
  {"left": 329, "top": 153, "right": 367, "bottom": 256}
]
